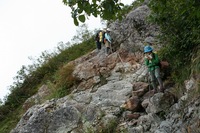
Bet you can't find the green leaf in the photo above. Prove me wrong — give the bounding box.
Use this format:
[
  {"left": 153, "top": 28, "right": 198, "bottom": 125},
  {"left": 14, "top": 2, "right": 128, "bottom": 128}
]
[
  {"left": 93, "top": 11, "right": 97, "bottom": 17},
  {"left": 78, "top": 15, "right": 86, "bottom": 23},
  {"left": 92, "top": 0, "right": 96, "bottom": 4},
  {"left": 63, "top": 0, "right": 67, "bottom": 4},
  {"left": 78, "top": 8, "right": 83, "bottom": 14},
  {"left": 74, "top": 18, "right": 79, "bottom": 26},
  {"left": 119, "top": 3, "right": 124, "bottom": 6}
]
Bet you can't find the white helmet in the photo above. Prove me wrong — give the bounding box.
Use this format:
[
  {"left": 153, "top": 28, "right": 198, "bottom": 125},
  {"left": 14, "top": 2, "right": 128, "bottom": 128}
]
[{"left": 106, "top": 28, "right": 112, "bottom": 31}]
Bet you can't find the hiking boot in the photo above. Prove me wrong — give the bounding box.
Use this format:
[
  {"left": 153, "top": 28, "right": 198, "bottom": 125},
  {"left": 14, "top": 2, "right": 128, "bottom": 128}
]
[
  {"left": 158, "top": 86, "right": 164, "bottom": 93},
  {"left": 160, "top": 88, "right": 165, "bottom": 93}
]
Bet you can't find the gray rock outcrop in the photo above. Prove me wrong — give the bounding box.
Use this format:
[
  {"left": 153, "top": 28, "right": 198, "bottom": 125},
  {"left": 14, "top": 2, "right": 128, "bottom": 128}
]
[{"left": 11, "top": 2, "right": 200, "bottom": 133}]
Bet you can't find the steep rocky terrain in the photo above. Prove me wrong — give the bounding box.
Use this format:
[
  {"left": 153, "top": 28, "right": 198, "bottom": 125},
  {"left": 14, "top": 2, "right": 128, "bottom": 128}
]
[{"left": 11, "top": 3, "right": 200, "bottom": 133}]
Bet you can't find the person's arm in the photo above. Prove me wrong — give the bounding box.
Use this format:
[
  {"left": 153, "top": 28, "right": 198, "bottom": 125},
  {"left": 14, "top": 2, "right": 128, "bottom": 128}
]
[
  {"left": 108, "top": 34, "right": 112, "bottom": 43},
  {"left": 145, "top": 58, "right": 153, "bottom": 67},
  {"left": 151, "top": 53, "right": 160, "bottom": 66},
  {"left": 144, "top": 58, "right": 149, "bottom": 66},
  {"left": 145, "top": 54, "right": 158, "bottom": 67}
]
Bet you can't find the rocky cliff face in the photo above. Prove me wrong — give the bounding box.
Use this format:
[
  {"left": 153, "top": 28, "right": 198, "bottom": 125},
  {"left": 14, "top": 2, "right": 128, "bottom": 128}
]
[{"left": 11, "top": 3, "right": 200, "bottom": 133}]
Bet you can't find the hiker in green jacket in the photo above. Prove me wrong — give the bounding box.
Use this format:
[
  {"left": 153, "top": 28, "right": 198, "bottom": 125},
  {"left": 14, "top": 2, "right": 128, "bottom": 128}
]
[{"left": 144, "top": 46, "right": 164, "bottom": 93}]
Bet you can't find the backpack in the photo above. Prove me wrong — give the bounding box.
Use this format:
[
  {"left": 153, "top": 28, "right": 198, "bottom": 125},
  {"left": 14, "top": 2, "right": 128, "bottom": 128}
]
[
  {"left": 152, "top": 53, "right": 169, "bottom": 69},
  {"left": 95, "top": 30, "right": 106, "bottom": 44},
  {"left": 159, "top": 60, "right": 169, "bottom": 70}
]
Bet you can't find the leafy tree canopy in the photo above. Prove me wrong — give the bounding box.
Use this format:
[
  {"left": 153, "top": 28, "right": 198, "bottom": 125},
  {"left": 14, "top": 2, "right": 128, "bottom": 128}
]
[
  {"left": 149, "top": 0, "right": 200, "bottom": 82},
  {"left": 62, "top": 0, "right": 125, "bottom": 25}
]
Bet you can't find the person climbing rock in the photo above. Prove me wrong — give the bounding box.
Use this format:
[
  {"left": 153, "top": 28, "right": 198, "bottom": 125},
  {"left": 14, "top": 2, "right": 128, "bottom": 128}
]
[
  {"left": 94, "top": 29, "right": 106, "bottom": 53},
  {"left": 104, "top": 28, "right": 112, "bottom": 55},
  {"left": 94, "top": 30, "right": 102, "bottom": 52},
  {"left": 144, "top": 45, "right": 164, "bottom": 93},
  {"left": 99, "top": 28, "right": 106, "bottom": 45}
]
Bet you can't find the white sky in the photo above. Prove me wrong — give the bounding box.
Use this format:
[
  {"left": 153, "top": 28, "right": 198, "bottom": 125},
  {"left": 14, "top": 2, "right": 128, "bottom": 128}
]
[{"left": 0, "top": 0, "right": 133, "bottom": 101}]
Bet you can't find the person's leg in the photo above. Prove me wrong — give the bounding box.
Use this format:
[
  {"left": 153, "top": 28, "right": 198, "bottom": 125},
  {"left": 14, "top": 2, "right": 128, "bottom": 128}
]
[
  {"left": 149, "top": 70, "right": 157, "bottom": 93},
  {"left": 107, "top": 47, "right": 110, "bottom": 54},
  {"left": 155, "top": 67, "right": 164, "bottom": 92},
  {"left": 108, "top": 42, "right": 112, "bottom": 54},
  {"left": 97, "top": 41, "right": 101, "bottom": 50},
  {"left": 105, "top": 41, "right": 110, "bottom": 54},
  {"left": 99, "top": 42, "right": 102, "bottom": 50}
]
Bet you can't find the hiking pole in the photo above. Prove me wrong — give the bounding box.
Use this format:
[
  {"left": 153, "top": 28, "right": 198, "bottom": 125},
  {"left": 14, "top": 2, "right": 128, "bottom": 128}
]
[
  {"left": 117, "top": 52, "right": 125, "bottom": 68},
  {"left": 110, "top": 42, "right": 125, "bottom": 68}
]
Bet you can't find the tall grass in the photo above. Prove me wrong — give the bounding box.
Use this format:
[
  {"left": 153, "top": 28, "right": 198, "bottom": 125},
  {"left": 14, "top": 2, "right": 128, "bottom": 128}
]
[{"left": 0, "top": 33, "right": 95, "bottom": 133}]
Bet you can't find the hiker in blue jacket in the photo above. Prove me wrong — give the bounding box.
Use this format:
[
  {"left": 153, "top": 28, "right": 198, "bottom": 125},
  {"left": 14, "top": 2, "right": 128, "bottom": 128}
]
[
  {"left": 104, "top": 28, "right": 112, "bottom": 55},
  {"left": 144, "top": 45, "right": 164, "bottom": 93}
]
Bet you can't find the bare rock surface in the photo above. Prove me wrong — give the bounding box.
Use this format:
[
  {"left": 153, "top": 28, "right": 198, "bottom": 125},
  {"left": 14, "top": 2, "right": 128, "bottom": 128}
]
[{"left": 11, "top": 2, "right": 200, "bottom": 133}]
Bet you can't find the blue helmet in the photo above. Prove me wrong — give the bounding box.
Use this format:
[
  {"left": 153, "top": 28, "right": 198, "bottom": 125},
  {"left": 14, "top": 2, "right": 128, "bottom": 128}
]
[{"left": 144, "top": 46, "right": 153, "bottom": 53}]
